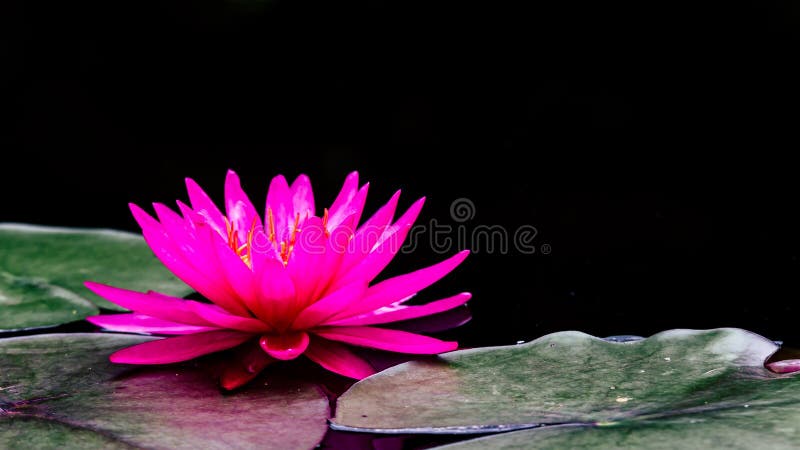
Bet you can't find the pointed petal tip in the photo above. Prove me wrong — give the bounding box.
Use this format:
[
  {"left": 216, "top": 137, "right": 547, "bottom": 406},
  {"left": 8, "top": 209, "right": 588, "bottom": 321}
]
[
  {"left": 184, "top": 177, "right": 199, "bottom": 190},
  {"left": 175, "top": 199, "right": 193, "bottom": 215},
  {"left": 220, "top": 378, "right": 241, "bottom": 391},
  {"left": 83, "top": 280, "right": 103, "bottom": 291},
  {"left": 304, "top": 338, "right": 376, "bottom": 379},
  {"left": 409, "top": 196, "right": 426, "bottom": 211},
  {"left": 85, "top": 314, "right": 103, "bottom": 326},
  {"left": 220, "top": 374, "right": 253, "bottom": 391},
  {"left": 271, "top": 173, "right": 289, "bottom": 183},
  {"left": 225, "top": 169, "right": 241, "bottom": 184},
  {"left": 151, "top": 202, "right": 176, "bottom": 218},
  {"left": 128, "top": 202, "right": 146, "bottom": 215},
  {"left": 443, "top": 341, "right": 459, "bottom": 352},
  {"left": 108, "top": 350, "right": 134, "bottom": 364},
  {"left": 313, "top": 327, "right": 460, "bottom": 354},
  {"left": 128, "top": 203, "right": 160, "bottom": 229},
  {"left": 443, "top": 250, "right": 470, "bottom": 271}
]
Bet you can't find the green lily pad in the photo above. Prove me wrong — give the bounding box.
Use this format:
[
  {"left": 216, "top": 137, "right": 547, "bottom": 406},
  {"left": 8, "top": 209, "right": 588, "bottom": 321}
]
[
  {"left": 0, "top": 333, "right": 330, "bottom": 449},
  {"left": 0, "top": 223, "right": 193, "bottom": 330},
  {"left": 333, "top": 328, "right": 800, "bottom": 447}
]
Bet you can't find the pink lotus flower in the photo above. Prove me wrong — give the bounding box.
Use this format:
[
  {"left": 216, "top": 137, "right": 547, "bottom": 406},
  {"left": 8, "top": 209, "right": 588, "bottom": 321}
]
[{"left": 86, "top": 170, "right": 470, "bottom": 389}]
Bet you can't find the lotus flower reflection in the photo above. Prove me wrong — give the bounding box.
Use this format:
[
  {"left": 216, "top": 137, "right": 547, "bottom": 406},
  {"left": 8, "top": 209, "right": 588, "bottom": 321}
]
[{"left": 86, "top": 171, "right": 470, "bottom": 389}]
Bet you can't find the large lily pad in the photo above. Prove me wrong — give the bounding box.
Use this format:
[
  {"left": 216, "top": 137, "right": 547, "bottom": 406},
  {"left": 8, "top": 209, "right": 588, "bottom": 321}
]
[
  {"left": 0, "top": 333, "right": 329, "bottom": 449},
  {"left": 333, "top": 328, "right": 800, "bottom": 447},
  {"left": 0, "top": 223, "right": 193, "bottom": 330}
]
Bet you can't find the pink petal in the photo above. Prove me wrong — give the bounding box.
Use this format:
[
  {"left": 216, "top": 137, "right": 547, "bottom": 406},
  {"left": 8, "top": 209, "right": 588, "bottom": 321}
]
[
  {"left": 178, "top": 205, "right": 273, "bottom": 306},
  {"left": 178, "top": 199, "right": 230, "bottom": 242},
  {"left": 328, "top": 183, "right": 369, "bottom": 231},
  {"left": 153, "top": 203, "right": 227, "bottom": 281},
  {"left": 204, "top": 226, "right": 257, "bottom": 303},
  {"left": 304, "top": 337, "right": 376, "bottom": 379},
  {"left": 266, "top": 174, "right": 292, "bottom": 242},
  {"left": 142, "top": 206, "right": 250, "bottom": 317},
  {"left": 309, "top": 213, "right": 359, "bottom": 300},
  {"left": 327, "top": 293, "right": 471, "bottom": 327},
  {"left": 291, "top": 174, "right": 315, "bottom": 218},
  {"left": 87, "top": 313, "right": 219, "bottom": 335},
  {"left": 259, "top": 331, "right": 310, "bottom": 360},
  {"left": 130, "top": 203, "right": 240, "bottom": 308},
  {"left": 176, "top": 200, "right": 200, "bottom": 227},
  {"left": 109, "top": 330, "right": 252, "bottom": 364},
  {"left": 312, "top": 326, "right": 458, "bottom": 354},
  {"left": 253, "top": 259, "right": 297, "bottom": 329},
  {"left": 185, "top": 177, "right": 227, "bottom": 237},
  {"left": 286, "top": 217, "right": 329, "bottom": 305},
  {"left": 291, "top": 282, "right": 367, "bottom": 330},
  {"left": 152, "top": 202, "right": 189, "bottom": 239},
  {"left": 220, "top": 342, "right": 275, "bottom": 390},
  {"left": 767, "top": 359, "right": 800, "bottom": 374},
  {"left": 328, "top": 171, "right": 359, "bottom": 226},
  {"left": 359, "top": 190, "right": 401, "bottom": 236},
  {"left": 248, "top": 226, "right": 279, "bottom": 272},
  {"left": 84, "top": 282, "right": 268, "bottom": 333},
  {"left": 224, "top": 170, "right": 263, "bottom": 245},
  {"left": 331, "top": 197, "right": 425, "bottom": 290},
  {"left": 388, "top": 306, "right": 472, "bottom": 334},
  {"left": 183, "top": 299, "right": 271, "bottom": 333},
  {"left": 338, "top": 190, "right": 401, "bottom": 275},
  {"left": 334, "top": 250, "right": 470, "bottom": 320},
  {"left": 85, "top": 281, "right": 208, "bottom": 326}
]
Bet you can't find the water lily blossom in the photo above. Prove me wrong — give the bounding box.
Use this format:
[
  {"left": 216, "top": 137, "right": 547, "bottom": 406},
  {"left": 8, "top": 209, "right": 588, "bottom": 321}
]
[{"left": 86, "top": 170, "right": 470, "bottom": 389}]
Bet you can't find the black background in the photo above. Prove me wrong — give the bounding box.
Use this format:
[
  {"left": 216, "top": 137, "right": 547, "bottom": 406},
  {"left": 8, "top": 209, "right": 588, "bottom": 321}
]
[{"left": 3, "top": 0, "right": 800, "bottom": 349}]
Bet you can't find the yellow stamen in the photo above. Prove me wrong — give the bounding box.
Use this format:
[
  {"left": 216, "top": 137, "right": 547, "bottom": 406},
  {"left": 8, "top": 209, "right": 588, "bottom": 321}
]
[
  {"left": 247, "top": 217, "right": 257, "bottom": 267},
  {"left": 290, "top": 213, "right": 301, "bottom": 245},
  {"left": 267, "top": 207, "right": 276, "bottom": 243},
  {"left": 279, "top": 241, "right": 288, "bottom": 264},
  {"left": 322, "top": 208, "right": 330, "bottom": 237}
]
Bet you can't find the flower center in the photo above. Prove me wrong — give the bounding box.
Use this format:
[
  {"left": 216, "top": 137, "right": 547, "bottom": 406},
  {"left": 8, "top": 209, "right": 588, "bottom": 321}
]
[
  {"left": 226, "top": 208, "right": 331, "bottom": 268},
  {"left": 267, "top": 208, "right": 329, "bottom": 266}
]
